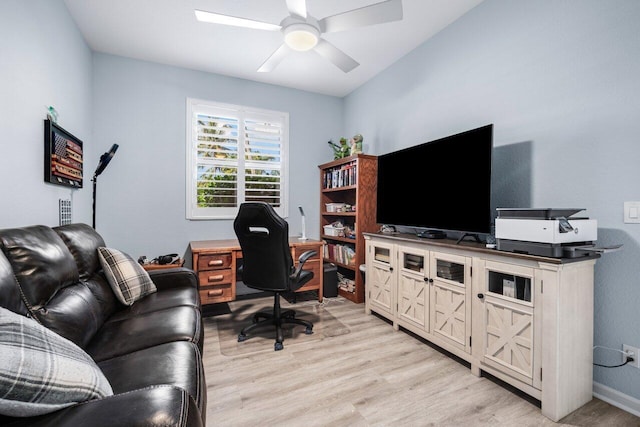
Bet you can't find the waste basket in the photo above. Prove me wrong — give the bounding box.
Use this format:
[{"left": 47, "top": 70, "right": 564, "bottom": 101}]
[{"left": 323, "top": 262, "right": 338, "bottom": 298}]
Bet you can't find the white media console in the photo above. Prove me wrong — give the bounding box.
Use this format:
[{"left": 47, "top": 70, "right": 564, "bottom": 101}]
[{"left": 364, "top": 232, "right": 599, "bottom": 422}]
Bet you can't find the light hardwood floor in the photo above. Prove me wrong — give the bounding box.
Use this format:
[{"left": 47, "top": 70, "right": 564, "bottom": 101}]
[{"left": 203, "top": 296, "right": 640, "bottom": 426}]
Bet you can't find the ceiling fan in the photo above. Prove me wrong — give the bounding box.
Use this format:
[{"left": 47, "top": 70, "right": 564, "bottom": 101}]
[{"left": 195, "top": 0, "right": 403, "bottom": 73}]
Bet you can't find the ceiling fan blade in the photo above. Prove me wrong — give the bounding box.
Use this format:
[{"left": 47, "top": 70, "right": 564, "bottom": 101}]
[
  {"left": 314, "top": 39, "right": 359, "bottom": 73},
  {"left": 285, "top": 0, "right": 307, "bottom": 20},
  {"left": 258, "top": 44, "right": 291, "bottom": 72},
  {"left": 195, "top": 10, "right": 281, "bottom": 31},
  {"left": 319, "top": 0, "right": 403, "bottom": 33}
]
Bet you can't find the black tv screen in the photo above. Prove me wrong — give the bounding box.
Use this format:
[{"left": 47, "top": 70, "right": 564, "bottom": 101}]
[{"left": 376, "top": 124, "right": 493, "bottom": 236}]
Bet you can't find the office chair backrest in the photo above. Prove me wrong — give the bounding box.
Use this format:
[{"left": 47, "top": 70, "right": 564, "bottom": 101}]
[{"left": 233, "top": 202, "right": 294, "bottom": 293}]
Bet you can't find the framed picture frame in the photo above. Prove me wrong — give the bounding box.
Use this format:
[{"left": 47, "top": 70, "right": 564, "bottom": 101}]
[{"left": 44, "top": 119, "right": 83, "bottom": 188}]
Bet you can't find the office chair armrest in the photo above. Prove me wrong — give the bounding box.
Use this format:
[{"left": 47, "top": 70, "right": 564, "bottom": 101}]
[
  {"left": 291, "top": 250, "right": 317, "bottom": 281},
  {"left": 298, "top": 249, "right": 317, "bottom": 265}
]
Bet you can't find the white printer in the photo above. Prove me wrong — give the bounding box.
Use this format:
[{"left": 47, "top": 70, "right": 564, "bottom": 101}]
[{"left": 495, "top": 208, "right": 598, "bottom": 258}]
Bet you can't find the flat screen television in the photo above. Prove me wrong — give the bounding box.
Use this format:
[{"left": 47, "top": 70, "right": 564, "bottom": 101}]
[{"left": 376, "top": 124, "right": 493, "bottom": 241}]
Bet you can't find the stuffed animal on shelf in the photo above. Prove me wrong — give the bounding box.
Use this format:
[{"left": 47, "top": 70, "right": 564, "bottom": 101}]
[
  {"left": 350, "top": 134, "right": 363, "bottom": 155},
  {"left": 327, "top": 138, "right": 351, "bottom": 159}
]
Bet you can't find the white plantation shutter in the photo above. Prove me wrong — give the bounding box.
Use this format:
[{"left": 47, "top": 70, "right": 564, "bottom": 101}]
[{"left": 186, "top": 99, "right": 288, "bottom": 219}]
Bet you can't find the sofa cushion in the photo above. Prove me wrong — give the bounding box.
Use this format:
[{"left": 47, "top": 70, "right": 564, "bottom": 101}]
[
  {"left": 107, "top": 286, "right": 200, "bottom": 322},
  {"left": 0, "top": 307, "right": 113, "bottom": 417},
  {"left": 98, "top": 341, "right": 206, "bottom": 413},
  {"left": 0, "top": 225, "right": 109, "bottom": 345},
  {"left": 0, "top": 225, "right": 79, "bottom": 311},
  {"left": 0, "top": 386, "right": 204, "bottom": 427},
  {"left": 0, "top": 250, "right": 28, "bottom": 316},
  {"left": 98, "top": 247, "right": 157, "bottom": 306},
  {"left": 33, "top": 283, "right": 105, "bottom": 348},
  {"left": 86, "top": 305, "right": 202, "bottom": 361},
  {"left": 54, "top": 224, "right": 105, "bottom": 281}
]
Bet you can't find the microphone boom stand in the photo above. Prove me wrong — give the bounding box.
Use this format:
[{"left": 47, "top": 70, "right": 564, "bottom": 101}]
[{"left": 92, "top": 144, "right": 119, "bottom": 229}]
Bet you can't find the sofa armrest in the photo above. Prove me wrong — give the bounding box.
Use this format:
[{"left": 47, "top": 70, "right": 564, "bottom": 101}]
[
  {"left": 148, "top": 267, "right": 198, "bottom": 292},
  {"left": 0, "top": 385, "right": 204, "bottom": 427}
]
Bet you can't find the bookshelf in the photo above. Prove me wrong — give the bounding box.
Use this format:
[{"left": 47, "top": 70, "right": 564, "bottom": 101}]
[{"left": 319, "top": 153, "right": 378, "bottom": 303}]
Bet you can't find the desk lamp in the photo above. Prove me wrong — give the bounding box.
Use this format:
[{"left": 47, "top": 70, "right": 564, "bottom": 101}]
[
  {"left": 298, "top": 206, "right": 307, "bottom": 240},
  {"left": 92, "top": 144, "right": 119, "bottom": 229}
]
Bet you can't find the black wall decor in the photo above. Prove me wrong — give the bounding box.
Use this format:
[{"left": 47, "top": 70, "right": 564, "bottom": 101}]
[{"left": 44, "top": 119, "right": 83, "bottom": 188}]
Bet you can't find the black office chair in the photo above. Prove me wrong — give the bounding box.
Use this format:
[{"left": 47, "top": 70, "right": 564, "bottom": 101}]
[{"left": 233, "top": 202, "right": 315, "bottom": 351}]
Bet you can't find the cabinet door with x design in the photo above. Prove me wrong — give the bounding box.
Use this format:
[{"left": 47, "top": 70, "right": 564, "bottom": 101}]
[
  {"left": 477, "top": 260, "right": 542, "bottom": 389},
  {"left": 429, "top": 251, "right": 472, "bottom": 354},
  {"left": 396, "top": 245, "right": 430, "bottom": 333}
]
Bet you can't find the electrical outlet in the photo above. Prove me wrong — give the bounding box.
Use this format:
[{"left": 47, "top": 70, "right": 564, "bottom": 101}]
[{"left": 622, "top": 344, "right": 640, "bottom": 368}]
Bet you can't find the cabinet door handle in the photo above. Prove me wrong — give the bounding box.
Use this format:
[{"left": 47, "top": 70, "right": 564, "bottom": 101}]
[
  {"left": 207, "top": 289, "right": 224, "bottom": 297},
  {"left": 208, "top": 274, "right": 224, "bottom": 282},
  {"left": 477, "top": 293, "right": 484, "bottom": 299},
  {"left": 208, "top": 259, "right": 224, "bottom": 266}
]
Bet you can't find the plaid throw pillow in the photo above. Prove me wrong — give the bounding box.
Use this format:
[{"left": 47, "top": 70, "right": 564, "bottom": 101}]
[
  {"left": 0, "top": 307, "right": 113, "bottom": 417},
  {"left": 97, "top": 247, "right": 157, "bottom": 306}
]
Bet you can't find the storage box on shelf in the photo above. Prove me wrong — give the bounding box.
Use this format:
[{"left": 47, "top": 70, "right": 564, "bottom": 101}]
[
  {"left": 319, "top": 153, "right": 377, "bottom": 303},
  {"left": 325, "top": 203, "right": 347, "bottom": 212},
  {"left": 323, "top": 225, "right": 345, "bottom": 236}
]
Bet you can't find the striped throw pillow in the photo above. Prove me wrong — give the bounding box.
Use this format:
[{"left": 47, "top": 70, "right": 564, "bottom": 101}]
[
  {"left": 0, "top": 307, "right": 113, "bottom": 417},
  {"left": 97, "top": 247, "right": 157, "bottom": 306}
]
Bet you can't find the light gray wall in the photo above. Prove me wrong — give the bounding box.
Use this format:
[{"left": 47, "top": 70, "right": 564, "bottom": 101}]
[
  {"left": 0, "top": 0, "right": 93, "bottom": 227},
  {"left": 92, "top": 54, "right": 342, "bottom": 260},
  {"left": 344, "top": 0, "right": 640, "bottom": 402}
]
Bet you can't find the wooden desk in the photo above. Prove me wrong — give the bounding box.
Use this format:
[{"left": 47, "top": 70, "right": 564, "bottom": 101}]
[{"left": 190, "top": 238, "right": 324, "bottom": 305}]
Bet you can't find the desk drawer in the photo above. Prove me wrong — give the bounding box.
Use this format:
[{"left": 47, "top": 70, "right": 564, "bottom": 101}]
[
  {"left": 198, "top": 253, "right": 233, "bottom": 271},
  {"left": 198, "top": 269, "right": 233, "bottom": 286},
  {"left": 200, "top": 284, "right": 233, "bottom": 304}
]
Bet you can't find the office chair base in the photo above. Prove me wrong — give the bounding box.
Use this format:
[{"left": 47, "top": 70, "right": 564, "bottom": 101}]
[{"left": 237, "top": 293, "right": 313, "bottom": 350}]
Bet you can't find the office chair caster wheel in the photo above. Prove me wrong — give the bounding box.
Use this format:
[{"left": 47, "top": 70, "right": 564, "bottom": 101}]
[
  {"left": 305, "top": 327, "right": 313, "bottom": 335},
  {"left": 275, "top": 342, "right": 284, "bottom": 351},
  {"left": 238, "top": 333, "right": 248, "bottom": 342}
]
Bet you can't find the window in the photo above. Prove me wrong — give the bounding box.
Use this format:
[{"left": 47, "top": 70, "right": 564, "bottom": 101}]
[{"left": 186, "top": 98, "right": 289, "bottom": 220}]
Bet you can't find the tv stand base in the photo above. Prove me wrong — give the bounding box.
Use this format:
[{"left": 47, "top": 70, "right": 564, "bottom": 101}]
[{"left": 456, "top": 233, "right": 482, "bottom": 244}]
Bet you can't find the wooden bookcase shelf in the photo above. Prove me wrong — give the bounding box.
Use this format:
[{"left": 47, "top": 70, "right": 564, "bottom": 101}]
[{"left": 319, "top": 153, "right": 378, "bottom": 303}]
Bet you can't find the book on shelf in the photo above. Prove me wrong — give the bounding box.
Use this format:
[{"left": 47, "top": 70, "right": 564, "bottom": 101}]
[
  {"left": 323, "top": 160, "right": 358, "bottom": 189},
  {"left": 438, "top": 272, "right": 464, "bottom": 281},
  {"left": 405, "top": 258, "right": 423, "bottom": 268},
  {"left": 374, "top": 253, "right": 390, "bottom": 263},
  {"left": 436, "top": 260, "right": 462, "bottom": 268},
  {"left": 437, "top": 265, "right": 463, "bottom": 273}
]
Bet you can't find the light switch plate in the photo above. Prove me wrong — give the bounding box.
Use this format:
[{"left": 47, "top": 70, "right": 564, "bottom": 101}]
[{"left": 624, "top": 201, "right": 640, "bottom": 224}]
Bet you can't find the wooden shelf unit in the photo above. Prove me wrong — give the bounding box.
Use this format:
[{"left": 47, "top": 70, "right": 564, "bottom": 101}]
[{"left": 319, "top": 153, "right": 378, "bottom": 303}]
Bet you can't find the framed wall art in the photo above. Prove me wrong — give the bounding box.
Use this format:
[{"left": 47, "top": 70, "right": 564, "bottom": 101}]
[{"left": 44, "top": 119, "right": 83, "bottom": 188}]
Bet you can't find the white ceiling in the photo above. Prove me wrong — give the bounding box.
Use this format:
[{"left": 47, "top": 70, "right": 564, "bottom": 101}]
[{"left": 63, "top": 0, "right": 484, "bottom": 97}]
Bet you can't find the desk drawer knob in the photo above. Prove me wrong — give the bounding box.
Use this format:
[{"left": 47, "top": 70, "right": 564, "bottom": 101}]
[
  {"left": 207, "top": 274, "right": 224, "bottom": 282},
  {"left": 208, "top": 289, "right": 224, "bottom": 297},
  {"left": 208, "top": 259, "right": 224, "bottom": 266}
]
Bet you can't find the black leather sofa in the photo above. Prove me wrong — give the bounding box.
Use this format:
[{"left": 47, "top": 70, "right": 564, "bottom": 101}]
[{"left": 0, "top": 223, "right": 206, "bottom": 426}]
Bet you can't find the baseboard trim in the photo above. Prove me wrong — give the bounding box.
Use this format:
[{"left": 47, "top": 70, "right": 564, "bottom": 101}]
[{"left": 593, "top": 381, "right": 640, "bottom": 417}]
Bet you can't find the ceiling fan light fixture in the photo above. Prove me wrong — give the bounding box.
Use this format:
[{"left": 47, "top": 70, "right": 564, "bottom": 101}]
[{"left": 283, "top": 24, "right": 319, "bottom": 51}]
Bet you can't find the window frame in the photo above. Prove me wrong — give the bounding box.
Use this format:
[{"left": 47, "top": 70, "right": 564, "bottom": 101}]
[{"left": 185, "top": 97, "right": 289, "bottom": 220}]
